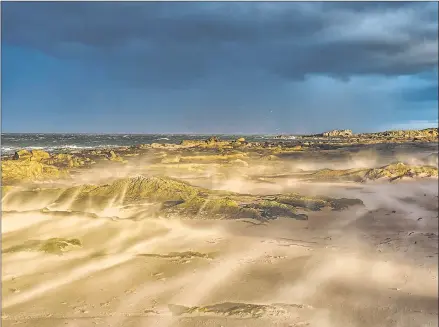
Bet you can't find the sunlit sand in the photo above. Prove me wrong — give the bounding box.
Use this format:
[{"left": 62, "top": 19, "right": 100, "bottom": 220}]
[{"left": 2, "top": 133, "right": 438, "bottom": 327}]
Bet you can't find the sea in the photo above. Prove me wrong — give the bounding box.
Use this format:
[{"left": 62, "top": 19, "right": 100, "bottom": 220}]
[{"left": 1, "top": 133, "right": 292, "bottom": 156}]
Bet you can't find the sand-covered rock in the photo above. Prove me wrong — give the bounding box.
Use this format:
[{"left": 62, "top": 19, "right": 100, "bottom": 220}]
[
  {"left": 45, "top": 153, "right": 86, "bottom": 168},
  {"left": 168, "top": 302, "right": 312, "bottom": 318},
  {"left": 13, "top": 149, "right": 32, "bottom": 160},
  {"left": 304, "top": 162, "right": 438, "bottom": 182},
  {"left": 107, "top": 150, "right": 127, "bottom": 163},
  {"left": 3, "top": 238, "right": 82, "bottom": 255},
  {"left": 5, "top": 176, "right": 363, "bottom": 220},
  {"left": 179, "top": 153, "right": 248, "bottom": 163},
  {"left": 2, "top": 160, "right": 69, "bottom": 185},
  {"left": 13, "top": 149, "right": 51, "bottom": 161},
  {"left": 30, "top": 150, "right": 51, "bottom": 161}
]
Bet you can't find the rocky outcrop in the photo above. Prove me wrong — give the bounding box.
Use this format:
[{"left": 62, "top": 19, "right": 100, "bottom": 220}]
[
  {"left": 13, "top": 149, "right": 51, "bottom": 161},
  {"left": 304, "top": 162, "right": 438, "bottom": 182},
  {"left": 322, "top": 129, "right": 353, "bottom": 137},
  {"left": 45, "top": 153, "right": 88, "bottom": 168},
  {"left": 2, "top": 160, "right": 70, "bottom": 185},
  {"left": 106, "top": 150, "right": 127, "bottom": 163},
  {"left": 273, "top": 135, "right": 296, "bottom": 140},
  {"left": 353, "top": 128, "right": 438, "bottom": 141},
  {"left": 5, "top": 176, "right": 363, "bottom": 220},
  {"left": 180, "top": 137, "right": 231, "bottom": 149}
]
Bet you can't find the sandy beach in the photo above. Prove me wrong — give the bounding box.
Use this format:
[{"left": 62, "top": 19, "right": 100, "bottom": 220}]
[{"left": 2, "top": 131, "right": 438, "bottom": 327}]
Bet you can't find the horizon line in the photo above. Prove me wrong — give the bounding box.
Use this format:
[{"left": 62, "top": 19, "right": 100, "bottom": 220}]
[{"left": 2, "top": 126, "right": 438, "bottom": 136}]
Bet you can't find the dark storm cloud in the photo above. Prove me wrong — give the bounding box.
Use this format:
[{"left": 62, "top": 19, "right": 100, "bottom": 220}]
[{"left": 2, "top": 1, "right": 438, "bottom": 87}]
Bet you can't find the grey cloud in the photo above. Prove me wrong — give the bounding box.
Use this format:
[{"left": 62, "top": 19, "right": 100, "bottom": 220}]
[
  {"left": 400, "top": 84, "right": 438, "bottom": 103},
  {"left": 2, "top": 2, "right": 438, "bottom": 88}
]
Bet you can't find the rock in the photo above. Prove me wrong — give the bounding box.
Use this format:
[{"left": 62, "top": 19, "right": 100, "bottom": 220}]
[
  {"left": 13, "top": 149, "right": 50, "bottom": 162},
  {"left": 13, "top": 150, "right": 31, "bottom": 160},
  {"left": 6, "top": 175, "right": 363, "bottom": 220},
  {"left": 322, "top": 129, "right": 353, "bottom": 137},
  {"left": 107, "top": 150, "right": 126, "bottom": 163},
  {"left": 30, "top": 150, "right": 51, "bottom": 161},
  {"left": 180, "top": 140, "right": 202, "bottom": 147},
  {"left": 304, "top": 162, "right": 438, "bottom": 183},
  {"left": 235, "top": 137, "right": 246, "bottom": 143},
  {"left": 45, "top": 153, "right": 86, "bottom": 168},
  {"left": 356, "top": 128, "right": 438, "bottom": 141},
  {"left": 206, "top": 136, "right": 219, "bottom": 144},
  {"left": 273, "top": 135, "right": 296, "bottom": 140},
  {"left": 151, "top": 143, "right": 165, "bottom": 149},
  {"left": 2, "top": 160, "right": 69, "bottom": 185},
  {"left": 4, "top": 238, "right": 82, "bottom": 255},
  {"left": 168, "top": 302, "right": 314, "bottom": 318}
]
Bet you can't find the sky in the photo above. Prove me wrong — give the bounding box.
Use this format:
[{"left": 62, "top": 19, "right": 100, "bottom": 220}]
[{"left": 1, "top": 1, "right": 438, "bottom": 134}]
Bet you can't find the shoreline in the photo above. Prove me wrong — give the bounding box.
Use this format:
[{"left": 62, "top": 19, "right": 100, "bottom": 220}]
[{"left": 2, "top": 127, "right": 438, "bottom": 157}]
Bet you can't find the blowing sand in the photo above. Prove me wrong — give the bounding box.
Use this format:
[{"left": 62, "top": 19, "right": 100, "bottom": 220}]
[{"left": 2, "top": 143, "right": 438, "bottom": 327}]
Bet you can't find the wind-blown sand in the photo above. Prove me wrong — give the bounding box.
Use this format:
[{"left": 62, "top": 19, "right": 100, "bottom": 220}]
[{"left": 2, "top": 135, "right": 438, "bottom": 327}]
